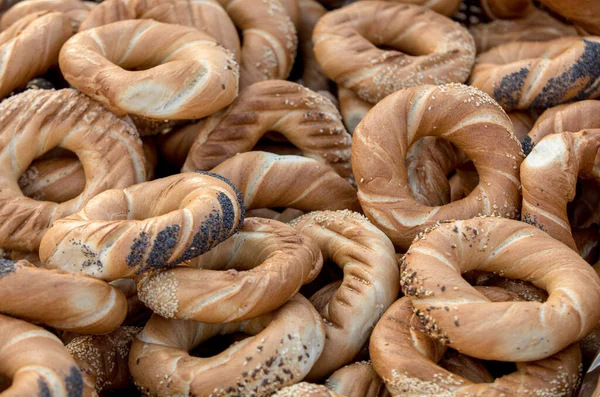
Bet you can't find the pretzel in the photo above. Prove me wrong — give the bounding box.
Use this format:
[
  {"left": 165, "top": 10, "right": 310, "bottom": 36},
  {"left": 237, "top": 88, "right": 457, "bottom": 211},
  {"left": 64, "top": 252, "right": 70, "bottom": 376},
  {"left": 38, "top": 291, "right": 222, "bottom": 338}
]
[
  {"left": 470, "top": 37, "right": 600, "bottom": 111},
  {"left": 297, "top": 0, "right": 329, "bottom": 92},
  {"left": 290, "top": 210, "right": 399, "bottom": 379},
  {"left": 353, "top": 84, "right": 523, "bottom": 250},
  {"left": 524, "top": 100, "right": 600, "bottom": 154},
  {"left": 59, "top": 19, "right": 239, "bottom": 120},
  {"left": 66, "top": 326, "right": 142, "bottom": 396},
  {"left": 39, "top": 172, "right": 244, "bottom": 281},
  {"left": 129, "top": 294, "right": 326, "bottom": 397},
  {"left": 370, "top": 296, "right": 583, "bottom": 396},
  {"left": 79, "top": 0, "right": 240, "bottom": 60},
  {"left": 182, "top": 81, "right": 353, "bottom": 182},
  {"left": 338, "top": 86, "right": 372, "bottom": 134},
  {"left": 273, "top": 383, "right": 343, "bottom": 396},
  {"left": 0, "top": 89, "right": 146, "bottom": 252},
  {"left": 0, "top": 313, "right": 86, "bottom": 396},
  {"left": 137, "top": 217, "right": 322, "bottom": 322},
  {"left": 400, "top": 217, "right": 600, "bottom": 361},
  {"left": 0, "top": 259, "right": 127, "bottom": 334},
  {"left": 537, "top": 0, "right": 600, "bottom": 35},
  {"left": 212, "top": 152, "right": 361, "bottom": 215},
  {"left": 470, "top": 8, "right": 578, "bottom": 53},
  {"left": 521, "top": 130, "right": 600, "bottom": 251},
  {"left": 1, "top": 0, "right": 92, "bottom": 31},
  {"left": 326, "top": 361, "right": 390, "bottom": 397},
  {"left": 0, "top": 11, "right": 71, "bottom": 99},
  {"left": 313, "top": 2, "right": 476, "bottom": 104}
]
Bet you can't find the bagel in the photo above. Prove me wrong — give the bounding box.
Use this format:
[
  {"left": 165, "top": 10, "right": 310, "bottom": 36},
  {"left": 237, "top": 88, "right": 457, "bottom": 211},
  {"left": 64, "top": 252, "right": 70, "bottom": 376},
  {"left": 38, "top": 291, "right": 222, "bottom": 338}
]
[
  {"left": 0, "top": 313, "right": 85, "bottom": 397},
  {"left": 129, "top": 294, "right": 326, "bottom": 397},
  {"left": 0, "top": 11, "right": 71, "bottom": 99},
  {"left": 352, "top": 84, "right": 523, "bottom": 250},
  {"left": 1, "top": 0, "right": 91, "bottom": 31},
  {"left": 297, "top": 0, "right": 329, "bottom": 92},
  {"left": 521, "top": 130, "right": 600, "bottom": 251},
  {"left": 313, "top": 2, "right": 476, "bottom": 104},
  {"left": 290, "top": 210, "right": 399, "bottom": 379},
  {"left": 470, "top": 36, "right": 600, "bottom": 111},
  {"left": 181, "top": 81, "right": 353, "bottom": 182},
  {"left": 0, "top": 89, "right": 146, "bottom": 252},
  {"left": 136, "top": 217, "right": 322, "bottom": 322},
  {"left": 326, "top": 361, "right": 390, "bottom": 397},
  {"left": 273, "top": 383, "right": 343, "bottom": 396},
  {"left": 39, "top": 172, "right": 244, "bottom": 281},
  {"left": 59, "top": 19, "right": 239, "bottom": 120},
  {"left": 0, "top": 259, "right": 127, "bottom": 334},
  {"left": 537, "top": 0, "right": 600, "bottom": 35},
  {"left": 211, "top": 152, "right": 361, "bottom": 215},
  {"left": 337, "top": 85, "right": 372, "bottom": 134},
  {"left": 400, "top": 217, "right": 600, "bottom": 361}
]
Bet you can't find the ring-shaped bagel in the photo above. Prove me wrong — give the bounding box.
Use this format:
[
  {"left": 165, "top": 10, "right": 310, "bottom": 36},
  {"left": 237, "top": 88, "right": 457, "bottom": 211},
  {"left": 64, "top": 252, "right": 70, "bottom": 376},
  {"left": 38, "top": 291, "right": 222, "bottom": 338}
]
[
  {"left": 0, "top": 89, "right": 146, "bottom": 252},
  {"left": 0, "top": 313, "right": 85, "bottom": 397},
  {"left": 0, "top": 11, "right": 71, "bottom": 99},
  {"left": 352, "top": 84, "right": 523, "bottom": 250},
  {"left": 129, "top": 294, "right": 326, "bottom": 397},
  {"left": 0, "top": 259, "right": 127, "bottom": 334},
  {"left": 39, "top": 172, "right": 244, "bottom": 281},
  {"left": 59, "top": 19, "right": 239, "bottom": 120},
  {"left": 470, "top": 36, "right": 600, "bottom": 111},
  {"left": 400, "top": 217, "right": 600, "bottom": 361},
  {"left": 313, "top": 2, "right": 476, "bottom": 104},
  {"left": 136, "top": 217, "right": 323, "bottom": 322},
  {"left": 521, "top": 130, "right": 600, "bottom": 251},
  {"left": 370, "top": 296, "right": 583, "bottom": 396},
  {"left": 325, "top": 361, "right": 389, "bottom": 397},
  {"left": 290, "top": 210, "right": 399, "bottom": 379},
  {"left": 0, "top": 0, "right": 92, "bottom": 31}
]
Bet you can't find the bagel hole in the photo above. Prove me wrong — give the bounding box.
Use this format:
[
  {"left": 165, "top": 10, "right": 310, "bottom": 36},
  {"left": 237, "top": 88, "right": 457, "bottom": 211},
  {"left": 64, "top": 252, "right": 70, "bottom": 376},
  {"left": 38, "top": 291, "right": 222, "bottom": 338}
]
[
  {"left": 189, "top": 332, "right": 251, "bottom": 358},
  {"left": 0, "top": 375, "right": 10, "bottom": 393},
  {"left": 251, "top": 133, "right": 303, "bottom": 156},
  {"left": 567, "top": 179, "right": 600, "bottom": 264},
  {"left": 300, "top": 261, "right": 343, "bottom": 298},
  {"left": 439, "top": 349, "right": 518, "bottom": 384}
]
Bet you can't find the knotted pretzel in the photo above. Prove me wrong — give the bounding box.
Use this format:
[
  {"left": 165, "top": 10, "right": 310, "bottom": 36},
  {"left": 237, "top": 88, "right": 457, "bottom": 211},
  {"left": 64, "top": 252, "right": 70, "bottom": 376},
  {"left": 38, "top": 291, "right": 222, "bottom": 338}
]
[
  {"left": 313, "top": 2, "right": 476, "bottom": 104},
  {"left": 0, "top": 259, "right": 127, "bottom": 334},
  {"left": 521, "top": 130, "right": 600, "bottom": 251},
  {"left": 39, "top": 172, "right": 244, "bottom": 281},
  {"left": 470, "top": 36, "right": 600, "bottom": 111},
  {"left": 290, "top": 210, "right": 399, "bottom": 379},
  {"left": 1, "top": 0, "right": 92, "bottom": 31},
  {"left": 0, "top": 89, "right": 146, "bottom": 252},
  {"left": 129, "top": 294, "right": 325, "bottom": 397},
  {"left": 137, "top": 217, "right": 322, "bottom": 322},
  {"left": 59, "top": 19, "right": 239, "bottom": 120},
  {"left": 326, "top": 361, "right": 390, "bottom": 397},
  {"left": 353, "top": 84, "right": 523, "bottom": 250},
  {"left": 182, "top": 81, "right": 353, "bottom": 181},
  {"left": 400, "top": 217, "right": 600, "bottom": 361}
]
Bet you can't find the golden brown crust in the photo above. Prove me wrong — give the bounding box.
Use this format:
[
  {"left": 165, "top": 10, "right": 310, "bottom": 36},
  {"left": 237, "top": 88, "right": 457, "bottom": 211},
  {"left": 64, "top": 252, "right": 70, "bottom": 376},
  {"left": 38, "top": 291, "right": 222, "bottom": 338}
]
[
  {"left": 470, "top": 37, "right": 600, "bottom": 111},
  {"left": 182, "top": 81, "right": 353, "bottom": 181},
  {"left": 352, "top": 84, "right": 523, "bottom": 250},
  {"left": 60, "top": 19, "right": 239, "bottom": 120},
  {"left": 39, "top": 172, "right": 244, "bottom": 281},
  {"left": 537, "top": 0, "right": 600, "bottom": 35},
  {"left": 0, "top": 89, "right": 146, "bottom": 252},
  {"left": 129, "top": 294, "right": 326, "bottom": 397},
  {"left": 479, "top": 0, "right": 531, "bottom": 19},
  {"left": 1, "top": 0, "right": 91, "bottom": 31},
  {"left": 326, "top": 361, "right": 390, "bottom": 397},
  {"left": 313, "top": 2, "right": 475, "bottom": 104},
  {"left": 400, "top": 217, "right": 600, "bottom": 361},
  {"left": 274, "top": 382, "right": 343, "bottom": 396},
  {"left": 290, "top": 210, "right": 399, "bottom": 379},
  {"left": 357, "top": 0, "right": 461, "bottom": 16},
  {"left": 136, "top": 217, "right": 323, "bottom": 322}
]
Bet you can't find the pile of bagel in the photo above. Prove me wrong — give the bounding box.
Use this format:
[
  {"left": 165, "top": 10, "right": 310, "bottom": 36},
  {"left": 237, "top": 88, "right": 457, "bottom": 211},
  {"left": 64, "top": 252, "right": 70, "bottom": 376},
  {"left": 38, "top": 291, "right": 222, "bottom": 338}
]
[{"left": 0, "top": 0, "right": 599, "bottom": 396}]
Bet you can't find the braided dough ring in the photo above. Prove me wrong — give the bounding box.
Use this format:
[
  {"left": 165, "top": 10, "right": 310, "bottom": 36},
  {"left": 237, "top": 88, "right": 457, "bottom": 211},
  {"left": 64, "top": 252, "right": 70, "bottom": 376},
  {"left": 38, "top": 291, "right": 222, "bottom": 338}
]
[
  {"left": 537, "top": 0, "right": 600, "bottom": 35},
  {"left": 0, "top": 313, "right": 85, "bottom": 397},
  {"left": 0, "top": 89, "right": 146, "bottom": 252},
  {"left": 212, "top": 152, "right": 361, "bottom": 214},
  {"left": 313, "top": 2, "right": 476, "bottom": 104},
  {"left": 290, "top": 210, "right": 399, "bottom": 379},
  {"left": 352, "top": 84, "right": 523, "bottom": 250},
  {"left": 370, "top": 296, "right": 583, "bottom": 396},
  {"left": 325, "top": 361, "right": 390, "bottom": 397},
  {"left": 1, "top": 0, "right": 92, "bottom": 31},
  {"left": 521, "top": 130, "right": 600, "bottom": 251},
  {"left": 524, "top": 100, "right": 600, "bottom": 153},
  {"left": 129, "top": 294, "right": 325, "bottom": 397},
  {"left": 182, "top": 81, "right": 353, "bottom": 181},
  {"left": 0, "top": 259, "right": 127, "bottom": 334},
  {"left": 67, "top": 326, "right": 141, "bottom": 396},
  {"left": 400, "top": 217, "right": 600, "bottom": 361},
  {"left": 59, "top": 19, "right": 239, "bottom": 120},
  {"left": 79, "top": 0, "right": 240, "bottom": 60},
  {"left": 39, "top": 172, "right": 244, "bottom": 281},
  {"left": 0, "top": 11, "right": 71, "bottom": 99},
  {"left": 137, "top": 217, "right": 322, "bottom": 322},
  {"left": 470, "top": 37, "right": 600, "bottom": 111}
]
